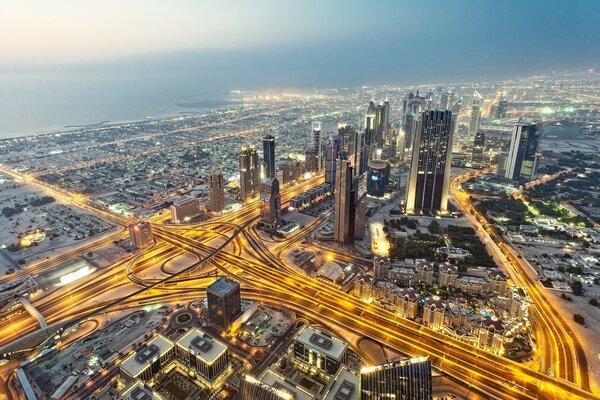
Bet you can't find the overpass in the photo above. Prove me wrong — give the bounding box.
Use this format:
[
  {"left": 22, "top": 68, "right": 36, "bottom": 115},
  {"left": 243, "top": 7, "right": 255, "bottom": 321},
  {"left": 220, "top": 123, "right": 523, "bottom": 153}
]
[{"left": 19, "top": 297, "right": 48, "bottom": 329}]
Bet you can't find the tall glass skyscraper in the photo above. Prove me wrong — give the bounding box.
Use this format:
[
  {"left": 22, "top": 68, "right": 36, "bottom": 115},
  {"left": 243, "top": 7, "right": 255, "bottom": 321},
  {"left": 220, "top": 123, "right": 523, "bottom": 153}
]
[
  {"left": 505, "top": 123, "right": 540, "bottom": 181},
  {"left": 359, "top": 358, "right": 433, "bottom": 400},
  {"left": 207, "top": 277, "right": 241, "bottom": 330},
  {"left": 405, "top": 110, "right": 453, "bottom": 214},
  {"left": 262, "top": 134, "right": 276, "bottom": 179}
]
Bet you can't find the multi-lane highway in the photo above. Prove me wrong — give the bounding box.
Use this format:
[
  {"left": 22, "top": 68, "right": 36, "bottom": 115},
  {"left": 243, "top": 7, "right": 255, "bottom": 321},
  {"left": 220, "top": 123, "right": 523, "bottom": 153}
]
[{"left": 0, "top": 165, "right": 597, "bottom": 400}]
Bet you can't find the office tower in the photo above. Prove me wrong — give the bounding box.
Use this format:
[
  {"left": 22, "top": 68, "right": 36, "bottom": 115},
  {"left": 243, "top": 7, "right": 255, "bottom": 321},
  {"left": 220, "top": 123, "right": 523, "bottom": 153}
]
[
  {"left": 334, "top": 153, "right": 355, "bottom": 244},
  {"left": 359, "top": 358, "right": 433, "bottom": 400},
  {"left": 239, "top": 145, "right": 260, "bottom": 201},
  {"left": 374, "top": 103, "right": 385, "bottom": 149},
  {"left": 293, "top": 160, "right": 303, "bottom": 180},
  {"left": 367, "top": 160, "right": 391, "bottom": 197},
  {"left": 496, "top": 152, "right": 508, "bottom": 177},
  {"left": 128, "top": 221, "right": 153, "bottom": 249},
  {"left": 495, "top": 99, "right": 509, "bottom": 118},
  {"left": 383, "top": 99, "right": 391, "bottom": 144},
  {"left": 305, "top": 148, "right": 319, "bottom": 173},
  {"left": 239, "top": 376, "right": 289, "bottom": 400},
  {"left": 405, "top": 110, "right": 453, "bottom": 214},
  {"left": 363, "top": 101, "right": 376, "bottom": 171},
  {"left": 279, "top": 163, "right": 290, "bottom": 185},
  {"left": 171, "top": 197, "right": 200, "bottom": 222},
  {"left": 469, "top": 91, "right": 483, "bottom": 137},
  {"left": 262, "top": 134, "right": 276, "bottom": 179},
  {"left": 207, "top": 277, "right": 241, "bottom": 330},
  {"left": 260, "top": 177, "right": 281, "bottom": 229},
  {"left": 353, "top": 191, "right": 367, "bottom": 240},
  {"left": 471, "top": 131, "right": 486, "bottom": 169},
  {"left": 325, "top": 134, "right": 344, "bottom": 186},
  {"left": 208, "top": 165, "right": 225, "bottom": 213},
  {"left": 350, "top": 129, "right": 365, "bottom": 177},
  {"left": 440, "top": 91, "right": 452, "bottom": 110},
  {"left": 505, "top": 123, "right": 540, "bottom": 181},
  {"left": 312, "top": 121, "right": 322, "bottom": 169},
  {"left": 403, "top": 113, "right": 417, "bottom": 152}
]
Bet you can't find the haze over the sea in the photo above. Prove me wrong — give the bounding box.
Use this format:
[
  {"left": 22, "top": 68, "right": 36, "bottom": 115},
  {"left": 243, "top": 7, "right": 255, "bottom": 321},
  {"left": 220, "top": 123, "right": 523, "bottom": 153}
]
[{"left": 1, "top": 0, "right": 599, "bottom": 138}]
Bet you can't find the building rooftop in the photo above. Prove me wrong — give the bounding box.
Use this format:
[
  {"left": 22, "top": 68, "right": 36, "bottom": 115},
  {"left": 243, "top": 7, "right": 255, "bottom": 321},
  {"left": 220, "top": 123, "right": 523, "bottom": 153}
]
[
  {"left": 120, "top": 334, "right": 174, "bottom": 379},
  {"left": 119, "top": 380, "right": 164, "bottom": 400},
  {"left": 176, "top": 328, "right": 227, "bottom": 365},
  {"left": 260, "top": 369, "right": 315, "bottom": 400},
  {"left": 323, "top": 366, "right": 359, "bottom": 400},
  {"left": 295, "top": 325, "right": 348, "bottom": 361},
  {"left": 207, "top": 277, "right": 239, "bottom": 297}
]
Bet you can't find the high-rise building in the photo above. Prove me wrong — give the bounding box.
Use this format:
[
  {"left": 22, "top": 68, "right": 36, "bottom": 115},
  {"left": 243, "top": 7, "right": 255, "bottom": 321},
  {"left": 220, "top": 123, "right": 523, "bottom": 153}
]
[
  {"left": 468, "top": 91, "right": 483, "bottom": 137},
  {"left": 239, "top": 145, "right": 261, "bottom": 201},
  {"left": 505, "top": 123, "right": 540, "bottom": 182},
  {"left": 128, "top": 221, "right": 153, "bottom": 249},
  {"left": 471, "top": 131, "right": 486, "bottom": 169},
  {"left": 207, "top": 277, "right": 241, "bottom": 331},
  {"left": 293, "top": 160, "right": 303, "bottom": 181},
  {"left": 359, "top": 358, "right": 433, "bottom": 400},
  {"left": 367, "top": 160, "right": 391, "bottom": 197},
  {"left": 405, "top": 110, "right": 453, "bottom": 214},
  {"left": 279, "top": 163, "right": 290, "bottom": 186},
  {"left": 262, "top": 134, "right": 276, "bottom": 179},
  {"left": 363, "top": 101, "right": 376, "bottom": 168},
  {"left": 353, "top": 191, "right": 367, "bottom": 240},
  {"left": 260, "top": 177, "right": 281, "bottom": 229},
  {"left": 208, "top": 165, "right": 225, "bottom": 213},
  {"left": 382, "top": 99, "right": 391, "bottom": 145},
  {"left": 171, "top": 197, "right": 200, "bottom": 222},
  {"left": 440, "top": 91, "right": 452, "bottom": 110},
  {"left": 495, "top": 99, "right": 509, "bottom": 119},
  {"left": 312, "top": 121, "right": 322, "bottom": 169},
  {"left": 305, "top": 148, "right": 319, "bottom": 173},
  {"left": 334, "top": 154, "right": 355, "bottom": 245},
  {"left": 324, "top": 134, "right": 344, "bottom": 186},
  {"left": 374, "top": 103, "right": 385, "bottom": 150},
  {"left": 350, "top": 129, "right": 365, "bottom": 177}
]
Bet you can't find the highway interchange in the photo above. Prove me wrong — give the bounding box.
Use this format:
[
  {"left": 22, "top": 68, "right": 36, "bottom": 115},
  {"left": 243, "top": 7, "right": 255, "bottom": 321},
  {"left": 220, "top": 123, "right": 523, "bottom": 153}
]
[{"left": 0, "top": 166, "right": 597, "bottom": 400}]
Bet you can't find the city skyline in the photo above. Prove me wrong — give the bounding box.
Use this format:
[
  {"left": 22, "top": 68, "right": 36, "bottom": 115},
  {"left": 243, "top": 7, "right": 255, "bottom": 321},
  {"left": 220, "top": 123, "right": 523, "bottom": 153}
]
[{"left": 1, "top": 3, "right": 599, "bottom": 400}]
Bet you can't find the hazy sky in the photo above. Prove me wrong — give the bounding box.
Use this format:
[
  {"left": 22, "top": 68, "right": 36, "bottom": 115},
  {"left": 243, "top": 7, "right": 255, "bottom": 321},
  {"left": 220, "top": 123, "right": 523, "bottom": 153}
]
[{"left": 2, "top": 0, "right": 600, "bottom": 84}]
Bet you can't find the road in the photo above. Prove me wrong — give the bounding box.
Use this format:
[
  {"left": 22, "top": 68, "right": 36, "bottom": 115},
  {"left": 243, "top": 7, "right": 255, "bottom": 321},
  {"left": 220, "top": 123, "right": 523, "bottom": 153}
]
[{"left": 0, "top": 166, "right": 597, "bottom": 399}]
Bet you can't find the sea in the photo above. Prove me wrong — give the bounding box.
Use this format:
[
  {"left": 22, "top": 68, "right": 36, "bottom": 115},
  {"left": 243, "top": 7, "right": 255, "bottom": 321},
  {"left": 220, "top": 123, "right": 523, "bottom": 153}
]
[{"left": 0, "top": 71, "right": 235, "bottom": 139}]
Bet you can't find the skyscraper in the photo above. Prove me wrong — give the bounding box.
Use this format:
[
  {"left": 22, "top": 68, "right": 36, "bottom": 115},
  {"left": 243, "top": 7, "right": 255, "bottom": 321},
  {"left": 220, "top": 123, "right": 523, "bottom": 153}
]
[
  {"left": 383, "top": 99, "right": 391, "bottom": 144},
  {"left": 334, "top": 153, "right": 355, "bottom": 245},
  {"left": 374, "top": 103, "right": 385, "bottom": 149},
  {"left": 440, "top": 91, "right": 452, "bottom": 110},
  {"left": 305, "top": 148, "right": 319, "bottom": 173},
  {"left": 350, "top": 129, "right": 365, "bottom": 177},
  {"left": 324, "top": 133, "right": 344, "bottom": 186},
  {"left": 471, "top": 131, "right": 486, "bottom": 169},
  {"left": 260, "top": 177, "right": 281, "bottom": 229},
  {"left": 262, "top": 134, "right": 276, "bottom": 179},
  {"left": 405, "top": 110, "right": 453, "bottom": 214},
  {"left": 367, "top": 160, "right": 391, "bottom": 197},
  {"left": 363, "top": 101, "right": 376, "bottom": 173},
  {"left": 469, "top": 91, "right": 483, "bottom": 137},
  {"left": 359, "top": 358, "right": 433, "bottom": 400},
  {"left": 128, "top": 221, "right": 153, "bottom": 249},
  {"left": 207, "top": 277, "right": 241, "bottom": 331},
  {"left": 312, "top": 121, "right": 322, "bottom": 169},
  {"left": 239, "top": 145, "right": 260, "bottom": 201},
  {"left": 495, "top": 99, "right": 509, "bottom": 118},
  {"left": 505, "top": 123, "right": 540, "bottom": 182},
  {"left": 208, "top": 165, "right": 225, "bottom": 213}
]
